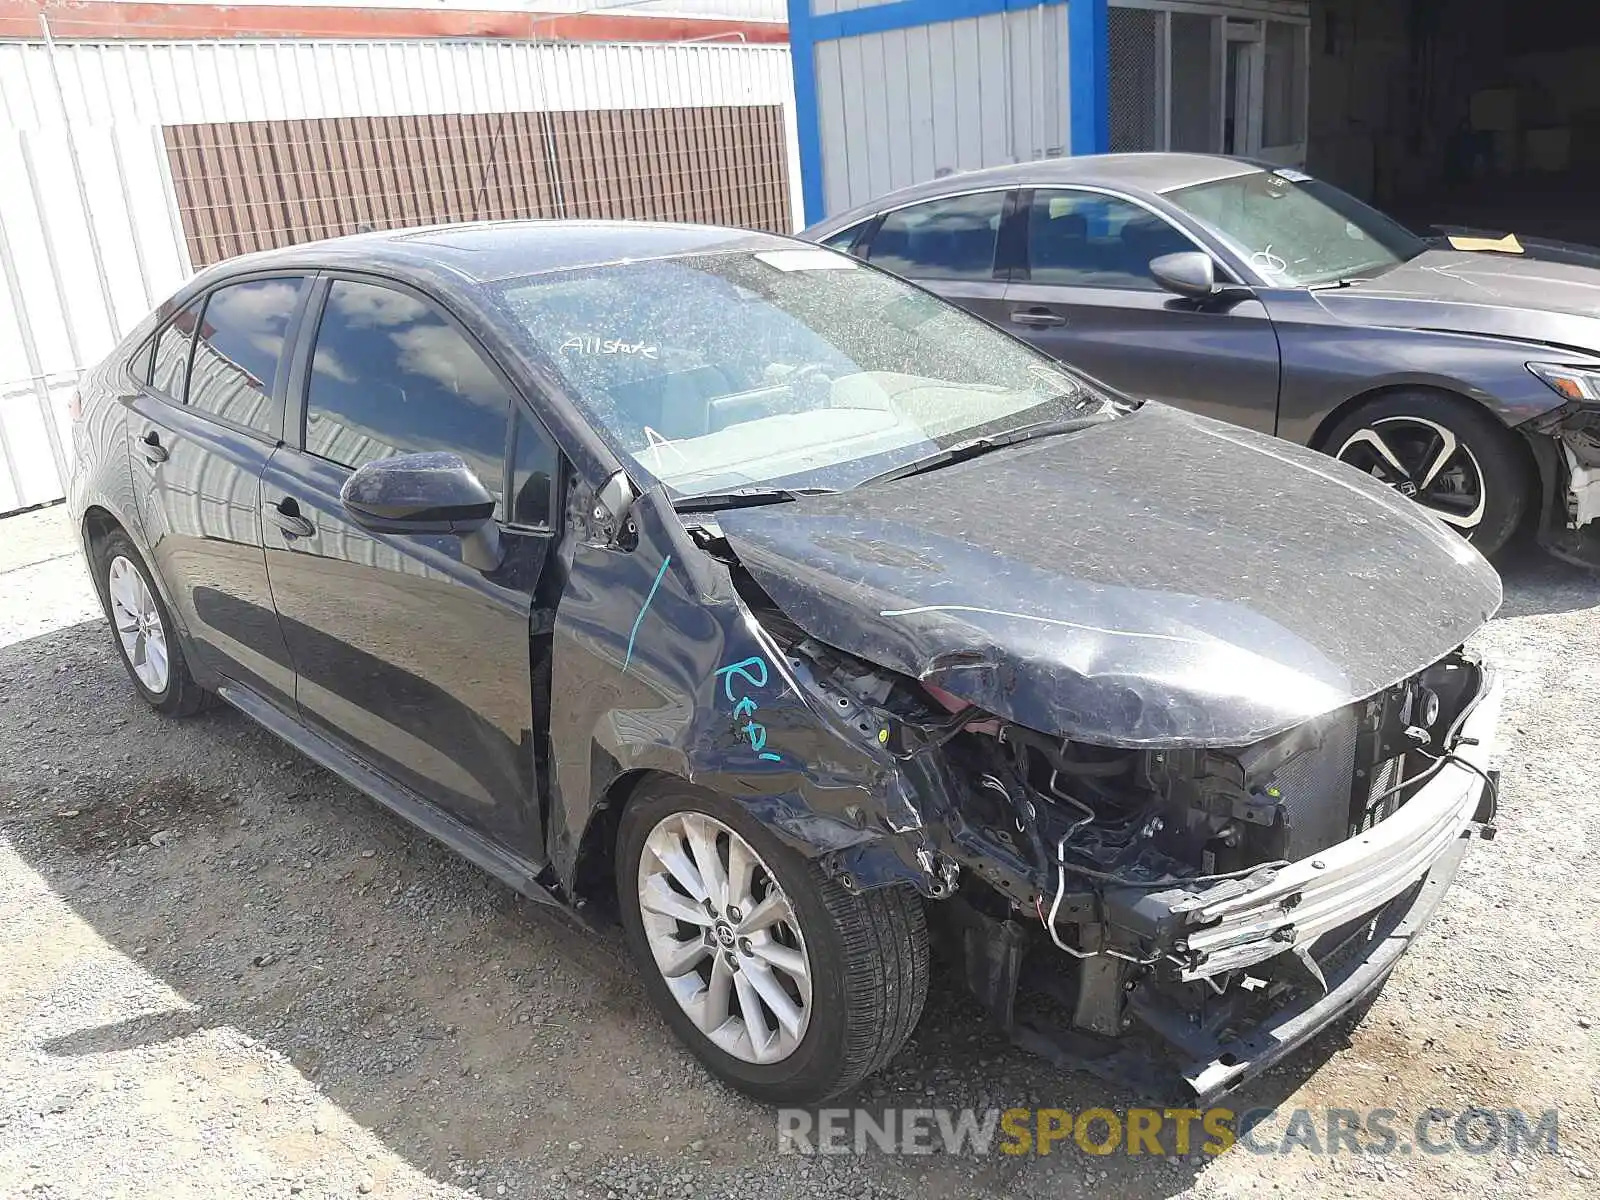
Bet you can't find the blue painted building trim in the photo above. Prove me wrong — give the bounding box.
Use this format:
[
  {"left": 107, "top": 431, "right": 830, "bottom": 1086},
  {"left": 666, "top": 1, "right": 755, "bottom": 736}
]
[
  {"left": 788, "top": 0, "right": 828, "bottom": 226},
  {"left": 1068, "top": 0, "right": 1109, "bottom": 155},
  {"left": 787, "top": 0, "right": 1108, "bottom": 224}
]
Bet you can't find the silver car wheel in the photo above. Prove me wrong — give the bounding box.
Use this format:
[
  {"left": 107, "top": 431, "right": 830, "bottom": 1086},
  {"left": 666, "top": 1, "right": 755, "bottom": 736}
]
[
  {"left": 636, "top": 811, "right": 813, "bottom": 1065},
  {"left": 107, "top": 555, "right": 169, "bottom": 694},
  {"left": 1336, "top": 415, "right": 1487, "bottom": 532}
]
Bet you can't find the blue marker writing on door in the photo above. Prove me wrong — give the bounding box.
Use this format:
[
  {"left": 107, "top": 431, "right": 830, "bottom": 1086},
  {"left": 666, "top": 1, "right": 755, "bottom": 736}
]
[{"left": 714, "top": 655, "right": 783, "bottom": 762}]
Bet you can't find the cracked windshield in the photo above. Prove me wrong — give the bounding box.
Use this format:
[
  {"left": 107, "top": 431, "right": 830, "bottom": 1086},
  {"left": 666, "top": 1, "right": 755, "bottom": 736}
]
[{"left": 494, "top": 248, "right": 1118, "bottom": 497}]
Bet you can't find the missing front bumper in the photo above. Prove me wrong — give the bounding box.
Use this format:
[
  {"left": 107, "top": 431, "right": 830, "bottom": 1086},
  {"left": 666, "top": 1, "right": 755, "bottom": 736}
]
[
  {"left": 1121, "top": 669, "right": 1499, "bottom": 1098},
  {"left": 1147, "top": 826, "right": 1471, "bottom": 1099},
  {"left": 939, "top": 664, "right": 1500, "bottom": 1101},
  {"left": 1153, "top": 667, "right": 1501, "bottom": 981},
  {"left": 1011, "top": 666, "right": 1496, "bottom": 1100}
]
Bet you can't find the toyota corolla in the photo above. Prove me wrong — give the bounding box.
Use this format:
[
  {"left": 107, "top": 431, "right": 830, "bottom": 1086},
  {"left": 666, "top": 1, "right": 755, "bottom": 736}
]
[{"left": 69, "top": 221, "right": 1502, "bottom": 1103}]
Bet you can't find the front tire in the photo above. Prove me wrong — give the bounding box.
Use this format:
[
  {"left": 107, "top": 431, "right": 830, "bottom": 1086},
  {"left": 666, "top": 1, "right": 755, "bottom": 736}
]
[
  {"left": 1324, "top": 391, "right": 1532, "bottom": 557},
  {"left": 92, "top": 529, "right": 210, "bottom": 717},
  {"left": 617, "top": 780, "right": 929, "bottom": 1104}
]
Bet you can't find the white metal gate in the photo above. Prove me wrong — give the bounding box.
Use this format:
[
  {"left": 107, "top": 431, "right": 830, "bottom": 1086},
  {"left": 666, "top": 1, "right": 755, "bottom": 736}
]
[
  {"left": 1109, "top": 0, "right": 1309, "bottom": 165},
  {"left": 0, "top": 29, "right": 802, "bottom": 516}
]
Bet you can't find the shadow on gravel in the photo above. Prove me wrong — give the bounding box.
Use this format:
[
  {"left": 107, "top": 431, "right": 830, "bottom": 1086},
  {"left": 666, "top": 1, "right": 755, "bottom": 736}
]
[
  {"left": 1, "top": 619, "right": 1357, "bottom": 1199},
  {"left": 1495, "top": 543, "right": 1600, "bottom": 618}
]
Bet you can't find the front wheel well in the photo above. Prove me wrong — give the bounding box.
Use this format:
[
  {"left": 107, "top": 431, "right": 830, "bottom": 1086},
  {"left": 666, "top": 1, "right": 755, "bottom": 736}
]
[
  {"left": 82, "top": 505, "right": 122, "bottom": 552},
  {"left": 569, "top": 767, "right": 666, "bottom": 910},
  {"left": 1308, "top": 384, "right": 1505, "bottom": 453},
  {"left": 1307, "top": 382, "right": 1540, "bottom": 489},
  {"left": 1309, "top": 383, "right": 1542, "bottom": 555}
]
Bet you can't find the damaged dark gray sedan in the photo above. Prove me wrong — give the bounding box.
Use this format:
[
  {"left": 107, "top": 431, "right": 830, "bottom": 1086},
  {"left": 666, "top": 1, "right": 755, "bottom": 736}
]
[{"left": 69, "top": 222, "right": 1503, "bottom": 1105}]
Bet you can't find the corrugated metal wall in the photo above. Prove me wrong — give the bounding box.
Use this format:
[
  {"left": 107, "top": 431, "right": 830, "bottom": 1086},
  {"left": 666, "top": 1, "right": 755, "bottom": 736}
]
[
  {"left": 0, "top": 36, "right": 803, "bottom": 515},
  {"left": 811, "top": 4, "right": 1071, "bottom": 216}
]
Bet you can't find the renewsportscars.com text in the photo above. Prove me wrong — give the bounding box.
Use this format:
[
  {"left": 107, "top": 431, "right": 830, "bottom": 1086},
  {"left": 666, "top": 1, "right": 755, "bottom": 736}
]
[{"left": 777, "top": 1106, "right": 1560, "bottom": 1158}]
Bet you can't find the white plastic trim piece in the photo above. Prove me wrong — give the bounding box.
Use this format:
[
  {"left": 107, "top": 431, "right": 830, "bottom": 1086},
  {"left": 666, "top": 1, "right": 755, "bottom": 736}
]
[{"left": 1564, "top": 443, "right": 1600, "bottom": 529}]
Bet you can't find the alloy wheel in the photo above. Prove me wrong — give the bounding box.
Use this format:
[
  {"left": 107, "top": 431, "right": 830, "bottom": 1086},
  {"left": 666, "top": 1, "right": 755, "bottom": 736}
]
[
  {"left": 107, "top": 555, "right": 169, "bottom": 693},
  {"left": 1335, "top": 415, "right": 1487, "bottom": 533},
  {"left": 636, "top": 812, "right": 813, "bottom": 1065}
]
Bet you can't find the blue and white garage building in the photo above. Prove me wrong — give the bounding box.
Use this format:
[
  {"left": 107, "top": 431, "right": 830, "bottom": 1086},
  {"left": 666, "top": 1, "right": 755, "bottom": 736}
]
[
  {"left": 789, "top": 0, "right": 1600, "bottom": 235},
  {"left": 787, "top": 0, "right": 1313, "bottom": 223}
]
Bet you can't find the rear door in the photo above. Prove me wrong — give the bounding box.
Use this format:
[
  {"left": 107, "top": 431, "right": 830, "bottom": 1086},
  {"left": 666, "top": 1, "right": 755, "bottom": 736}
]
[
  {"left": 856, "top": 189, "right": 1016, "bottom": 327},
  {"left": 1002, "top": 187, "right": 1282, "bottom": 433},
  {"left": 126, "top": 275, "right": 307, "bottom": 709},
  {"left": 261, "top": 274, "right": 560, "bottom": 850}
]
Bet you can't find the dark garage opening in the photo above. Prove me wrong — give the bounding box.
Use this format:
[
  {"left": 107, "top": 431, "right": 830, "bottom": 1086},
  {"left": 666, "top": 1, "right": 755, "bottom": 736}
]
[{"left": 1310, "top": 0, "right": 1600, "bottom": 245}]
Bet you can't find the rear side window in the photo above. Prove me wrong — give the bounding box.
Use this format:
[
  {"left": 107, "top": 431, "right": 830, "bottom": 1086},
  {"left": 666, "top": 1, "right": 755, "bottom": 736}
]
[
  {"left": 304, "top": 279, "right": 512, "bottom": 504},
  {"left": 150, "top": 300, "right": 203, "bottom": 401},
  {"left": 189, "top": 277, "right": 306, "bottom": 439},
  {"left": 866, "top": 192, "right": 1007, "bottom": 281},
  {"left": 819, "top": 222, "right": 867, "bottom": 256},
  {"left": 131, "top": 334, "right": 157, "bottom": 384},
  {"left": 1025, "top": 190, "right": 1196, "bottom": 289}
]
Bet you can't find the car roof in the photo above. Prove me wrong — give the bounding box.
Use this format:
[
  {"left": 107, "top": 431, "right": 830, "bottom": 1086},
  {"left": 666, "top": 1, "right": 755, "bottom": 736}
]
[
  {"left": 192, "top": 220, "right": 804, "bottom": 288},
  {"left": 808, "top": 153, "right": 1262, "bottom": 234}
]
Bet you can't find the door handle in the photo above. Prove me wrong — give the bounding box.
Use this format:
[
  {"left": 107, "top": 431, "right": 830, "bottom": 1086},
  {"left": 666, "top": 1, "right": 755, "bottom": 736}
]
[
  {"left": 266, "top": 496, "right": 316, "bottom": 540},
  {"left": 1010, "top": 308, "right": 1068, "bottom": 328},
  {"left": 140, "top": 430, "right": 169, "bottom": 464}
]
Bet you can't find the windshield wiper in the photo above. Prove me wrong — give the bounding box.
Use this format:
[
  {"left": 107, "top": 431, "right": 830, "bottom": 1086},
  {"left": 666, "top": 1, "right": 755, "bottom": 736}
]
[
  {"left": 672, "top": 485, "right": 839, "bottom": 513},
  {"left": 1309, "top": 263, "right": 1401, "bottom": 290},
  {"left": 856, "top": 415, "right": 1113, "bottom": 489}
]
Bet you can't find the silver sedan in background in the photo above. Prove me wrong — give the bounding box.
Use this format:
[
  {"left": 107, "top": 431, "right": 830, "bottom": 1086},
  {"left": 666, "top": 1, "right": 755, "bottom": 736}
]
[{"left": 807, "top": 153, "right": 1600, "bottom": 566}]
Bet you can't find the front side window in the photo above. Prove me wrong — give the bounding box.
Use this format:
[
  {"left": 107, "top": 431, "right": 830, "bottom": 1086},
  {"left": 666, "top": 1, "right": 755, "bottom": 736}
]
[
  {"left": 1025, "top": 191, "right": 1197, "bottom": 289},
  {"left": 866, "top": 192, "right": 1007, "bottom": 281},
  {"left": 150, "top": 300, "right": 203, "bottom": 401},
  {"left": 491, "top": 248, "right": 1120, "bottom": 500},
  {"left": 509, "top": 406, "right": 558, "bottom": 529},
  {"left": 189, "top": 277, "right": 305, "bottom": 438},
  {"left": 1166, "top": 170, "right": 1425, "bottom": 286},
  {"left": 304, "top": 279, "right": 512, "bottom": 503}
]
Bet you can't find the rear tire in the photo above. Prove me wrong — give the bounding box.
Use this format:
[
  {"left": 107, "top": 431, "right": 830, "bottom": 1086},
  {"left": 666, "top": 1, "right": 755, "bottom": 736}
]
[
  {"left": 1323, "top": 391, "right": 1532, "bottom": 558},
  {"left": 617, "top": 779, "right": 929, "bottom": 1104},
  {"left": 91, "top": 529, "right": 210, "bottom": 717}
]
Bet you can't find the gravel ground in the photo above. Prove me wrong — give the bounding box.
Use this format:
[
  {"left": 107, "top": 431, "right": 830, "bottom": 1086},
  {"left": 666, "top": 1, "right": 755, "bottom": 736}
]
[{"left": 1, "top": 501, "right": 1597, "bottom": 1199}]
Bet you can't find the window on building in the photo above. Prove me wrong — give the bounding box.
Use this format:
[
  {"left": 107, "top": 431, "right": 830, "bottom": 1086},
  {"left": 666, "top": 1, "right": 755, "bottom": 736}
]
[
  {"left": 188, "top": 277, "right": 305, "bottom": 439},
  {"left": 304, "top": 279, "right": 512, "bottom": 505},
  {"left": 866, "top": 192, "right": 1007, "bottom": 281},
  {"left": 1025, "top": 191, "right": 1197, "bottom": 290}
]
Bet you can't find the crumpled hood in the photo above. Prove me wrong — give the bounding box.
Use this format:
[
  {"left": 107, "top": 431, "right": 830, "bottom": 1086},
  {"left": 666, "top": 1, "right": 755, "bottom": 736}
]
[
  {"left": 718, "top": 404, "right": 1501, "bottom": 748},
  {"left": 1316, "top": 248, "right": 1600, "bottom": 352}
]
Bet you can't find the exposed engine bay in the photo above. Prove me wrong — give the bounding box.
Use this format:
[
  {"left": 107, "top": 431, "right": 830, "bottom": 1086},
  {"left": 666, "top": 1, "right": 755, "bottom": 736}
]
[{"left": 733, "top": 571, "right": 1499, "bottom": 1098}]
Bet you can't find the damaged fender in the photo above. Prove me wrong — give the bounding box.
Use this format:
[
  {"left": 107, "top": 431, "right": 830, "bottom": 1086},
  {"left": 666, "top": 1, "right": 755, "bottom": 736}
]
[{"left": 542, "top": 484, "right": 957, "bottom": 899}]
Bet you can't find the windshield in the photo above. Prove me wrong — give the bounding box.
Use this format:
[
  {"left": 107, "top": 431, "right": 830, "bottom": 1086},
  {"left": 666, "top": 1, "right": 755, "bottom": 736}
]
[
  {"left": 1167, "top": 170, "right": 1426, "bottom": 287},
  {"left": 490, "top": 248, "right": 1123, "bottom": 499}
]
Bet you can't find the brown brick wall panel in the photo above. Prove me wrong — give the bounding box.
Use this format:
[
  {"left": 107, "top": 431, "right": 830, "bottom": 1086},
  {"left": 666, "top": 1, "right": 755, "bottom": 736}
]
[{"left": 165, "top": 105, "right": 791, "bottom": 267}]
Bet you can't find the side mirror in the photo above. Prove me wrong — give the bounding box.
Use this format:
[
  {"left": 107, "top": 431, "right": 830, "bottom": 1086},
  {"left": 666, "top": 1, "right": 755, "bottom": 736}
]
[
  {"left": 587, "top": 468, "right": 638, "bottom": 547},
  {"left": 1150, "top": 251, "right": 1223, "bottom": 300},
  {"left": 340, "top": 451, "right": 503, "bottom": 572}
]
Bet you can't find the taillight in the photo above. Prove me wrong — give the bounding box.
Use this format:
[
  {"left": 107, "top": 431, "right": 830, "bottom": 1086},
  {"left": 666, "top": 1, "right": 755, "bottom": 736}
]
[{"left": 68, "top": 390, "right": 82, "bottom": 422}]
